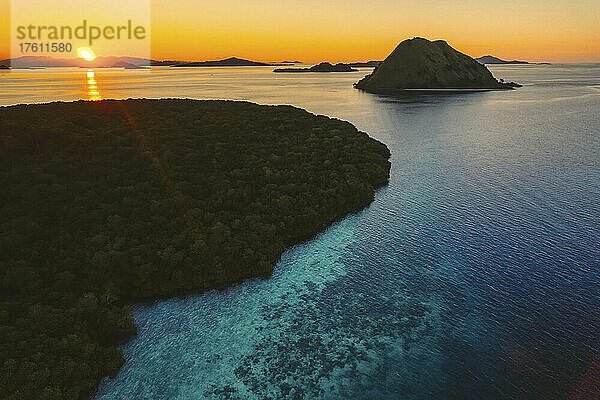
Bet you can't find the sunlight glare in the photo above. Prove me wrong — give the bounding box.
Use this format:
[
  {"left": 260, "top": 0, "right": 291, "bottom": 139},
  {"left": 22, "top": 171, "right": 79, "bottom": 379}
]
[
  {"left": 86, "top": 69, "right": 101, "bottom": 101},
  {"left": 78, "top": 47, "right": 97, "bottom": 62}
]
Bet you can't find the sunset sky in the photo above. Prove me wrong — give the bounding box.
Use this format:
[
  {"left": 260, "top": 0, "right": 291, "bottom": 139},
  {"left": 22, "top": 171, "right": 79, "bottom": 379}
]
[{"left": 1, "top": 0, "right": 599, "bottom": 63}]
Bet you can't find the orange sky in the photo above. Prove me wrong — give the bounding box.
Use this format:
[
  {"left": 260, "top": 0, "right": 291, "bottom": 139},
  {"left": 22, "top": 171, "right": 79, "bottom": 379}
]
[
  {"left": 0, "top": 0, "right": 8, "bottom": 59},
  {"left": 1, "top": 0, "right": 599, "bottom": 63}
]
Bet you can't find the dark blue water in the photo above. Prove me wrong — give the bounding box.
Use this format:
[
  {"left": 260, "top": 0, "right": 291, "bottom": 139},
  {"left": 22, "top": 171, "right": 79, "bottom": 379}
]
[{"left": 88, "top": 64, "right": 600, "bottom": 399}]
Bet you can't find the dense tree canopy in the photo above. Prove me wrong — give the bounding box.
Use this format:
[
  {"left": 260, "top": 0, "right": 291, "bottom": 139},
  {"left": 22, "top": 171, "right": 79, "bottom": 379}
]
[{"left": 0, "top": 99, "right": 390, "bottom": 399}]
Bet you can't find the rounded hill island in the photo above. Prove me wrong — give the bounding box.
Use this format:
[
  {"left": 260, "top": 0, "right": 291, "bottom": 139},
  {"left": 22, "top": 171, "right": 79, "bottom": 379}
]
[
  {"left": 355, "top": 37, "right": 521, "bottom": 92},
  {"left": 0, "top": 99, "right": 390, "bottom": 400}
]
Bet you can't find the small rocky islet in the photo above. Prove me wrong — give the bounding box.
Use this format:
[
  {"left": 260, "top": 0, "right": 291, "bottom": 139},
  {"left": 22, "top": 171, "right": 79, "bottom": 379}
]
[{"left": 355, "top": 37, "right": 521, "bottom": 92}]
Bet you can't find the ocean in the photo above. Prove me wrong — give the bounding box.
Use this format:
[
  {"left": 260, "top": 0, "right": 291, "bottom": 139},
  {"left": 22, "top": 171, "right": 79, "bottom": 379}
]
[{"left": 2, "top": 63, "right": 599, "bottom": 399}]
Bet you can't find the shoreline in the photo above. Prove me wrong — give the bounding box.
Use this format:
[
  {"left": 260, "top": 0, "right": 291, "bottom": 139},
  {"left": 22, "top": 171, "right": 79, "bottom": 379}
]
[{"left": 1, "top": 98, "right": 391, "bottom": 399}]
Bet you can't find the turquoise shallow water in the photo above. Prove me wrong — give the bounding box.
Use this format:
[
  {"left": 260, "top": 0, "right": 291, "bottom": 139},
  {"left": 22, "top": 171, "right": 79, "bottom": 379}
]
[{"left": 2, "top": 64, "right": 598, "bottom": 399}]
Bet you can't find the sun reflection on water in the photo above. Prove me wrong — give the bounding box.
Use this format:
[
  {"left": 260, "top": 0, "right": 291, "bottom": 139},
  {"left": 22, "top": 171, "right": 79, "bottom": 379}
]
[{"left": 86, "top": 69, "right": 101, "bottom": 101}]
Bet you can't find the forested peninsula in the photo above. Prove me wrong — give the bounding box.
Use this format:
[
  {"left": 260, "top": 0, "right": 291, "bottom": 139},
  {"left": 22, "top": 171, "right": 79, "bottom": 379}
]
[{"left": 0, "top": 99, "right": 390, "bottom": 400}]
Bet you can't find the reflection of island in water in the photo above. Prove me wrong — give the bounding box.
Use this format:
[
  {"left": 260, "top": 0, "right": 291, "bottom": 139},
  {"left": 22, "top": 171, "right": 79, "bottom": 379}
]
[{"left": 86, "top": 70, "right": 101, "bottom": 101}]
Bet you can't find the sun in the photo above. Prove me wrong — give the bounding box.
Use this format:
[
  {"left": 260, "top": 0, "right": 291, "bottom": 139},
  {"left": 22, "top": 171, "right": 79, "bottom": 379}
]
[{"left": 77, "top": 47, "right": 97, "bottom": 62}]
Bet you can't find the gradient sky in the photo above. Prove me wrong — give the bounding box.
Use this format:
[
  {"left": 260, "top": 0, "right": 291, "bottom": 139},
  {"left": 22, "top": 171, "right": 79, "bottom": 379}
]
[{"left": 1, "top": 0, "right": 599, "bottom": 62}]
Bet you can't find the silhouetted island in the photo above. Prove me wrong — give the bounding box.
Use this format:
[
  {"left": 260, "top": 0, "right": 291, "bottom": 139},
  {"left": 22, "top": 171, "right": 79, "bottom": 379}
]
[
  {"left": 475, "top": 55, "right": 529, "bottom": 65},
  {"left": 0, "top": 99, "right": 390, "bottom": 400},
  {"left": 347, "top": 61, "right": 382, "bottom": 68},
  {"left": 274, "top": 62, "right": 358, "bottom": 73},
  {"left": 355, "top": 37, "right": 521, "bottom": 92},
  {"left": 110, "top": 61, "right": 150, "bottom": 69},
  {"left": 1, "top": 55, "right": 156, "bottom": 69},
  {"left": 0, "top": 64, "right": 9, "bottom": 70},
  {"left": 150, "top": 60, "right": 185, "bottom": 66},
  {"left": 172, "top": 57, "right": 270, "bottom": 67},
  {"left": 124, "top": 64, "right": 151, "bottom": 70},
  {"left": 111, "top": 61, "right": 134, "bottom": 68}
]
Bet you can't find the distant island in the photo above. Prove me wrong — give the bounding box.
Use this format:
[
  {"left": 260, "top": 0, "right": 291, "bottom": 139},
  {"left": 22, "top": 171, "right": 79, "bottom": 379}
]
[
  {"left": 111, "top": 61, "right": 133, "bottom": 68},
  {"left": 150, "top": 60, "right": 186, "bottom": 66},
  {"left": 355, "top": 37, "right": 521, "bottom": 92},
  {"left": 347, "top": 61, "right": 382, "bottom": 68},
  {"left": 0, "top": 56, "right": 288, "bottom": 69},
  {"left": 0, "top": 99, "right": 390, "bottom": 400},
  {"left": 2, "top": 56, "right": 380, "bottom": 70},
  {"left": 274, "top": 62, "right": 358, "bottom": 73},
  {"left": 124, "top": 64, "right": 151, "bottom": 70},
  {"left": 476, "top": 55, "right": 529, "bottom": 65},
  {"left": 476, "top": 56, "right": 551, "bottom": 65},
  {"left": 171, "top": 57, "right": 271, "bottom": 67},
  {"left": 0, "top": 55, "right": 154, "bottom": 69},
  {"left": 110, "top": 61, "right": 150, "bottom": 70}
]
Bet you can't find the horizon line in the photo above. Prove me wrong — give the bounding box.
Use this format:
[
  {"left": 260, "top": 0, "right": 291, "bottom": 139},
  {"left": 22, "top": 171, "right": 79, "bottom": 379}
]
[{"left": 3, "top": 54, "right": 600, "bottom": 65}]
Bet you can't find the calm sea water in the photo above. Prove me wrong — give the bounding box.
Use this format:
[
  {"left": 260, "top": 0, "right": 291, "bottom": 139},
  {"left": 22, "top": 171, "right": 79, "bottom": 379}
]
[{"left": 2, "top": 64, "right": 599, "bottom": 399}]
